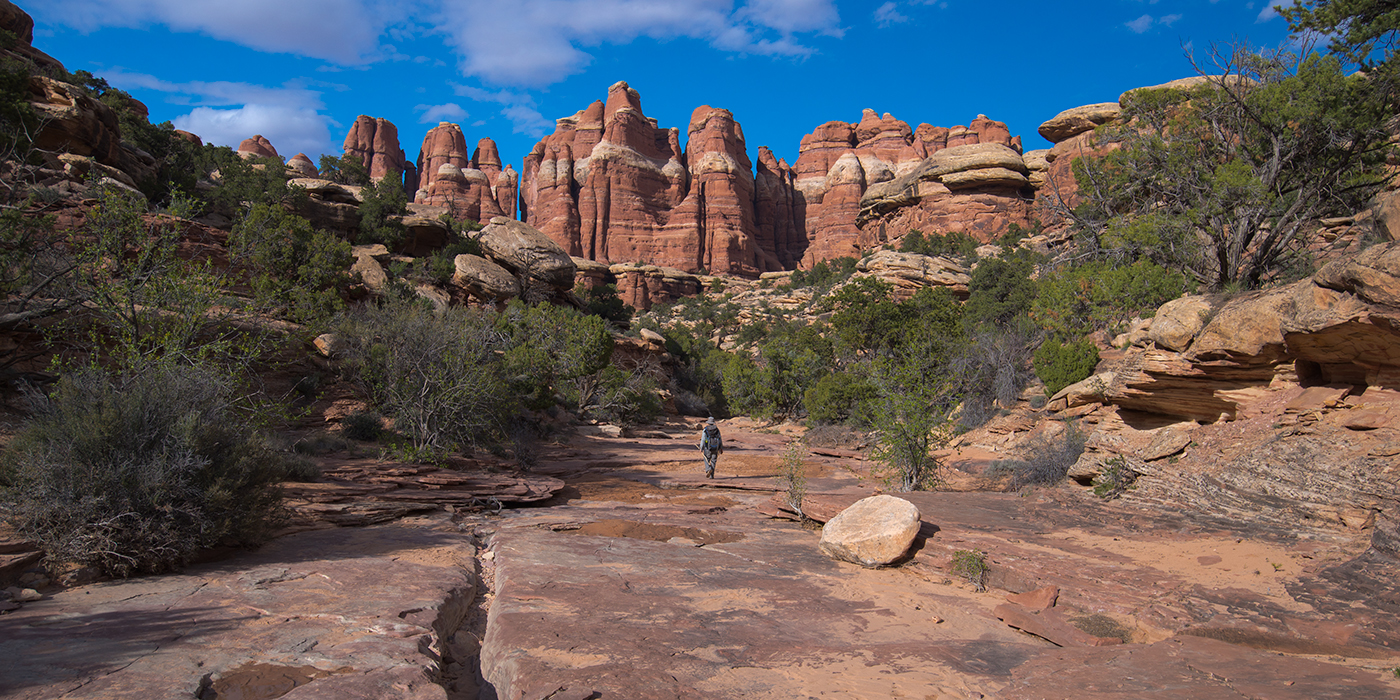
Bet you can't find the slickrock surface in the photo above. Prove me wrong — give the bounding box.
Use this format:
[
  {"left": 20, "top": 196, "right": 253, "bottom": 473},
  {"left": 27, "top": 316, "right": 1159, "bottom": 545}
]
[
  {"left": 0, "top": 522, "right": 475, "bottom": 700},
  {"left": 4, "top": 421, "right": 1396, "bottom": 699}
]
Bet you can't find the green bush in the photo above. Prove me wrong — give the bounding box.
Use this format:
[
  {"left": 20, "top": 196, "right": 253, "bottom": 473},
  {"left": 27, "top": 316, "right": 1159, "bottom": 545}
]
[
  {"left": 804, "top": 371, "right": 876, "bottom": 424},
  {"left": 2, "top": 364, "right": 293, "bottom": 577},
  {"left": 575, "top": 282, "right": 634, "bottom": 326},
  {"left": 950, "top": 549, "right": 988, "bottom": 592},
  {"left": 1031, "top": 259, "right": 1190, "bottom": 340},
  {"left": 1033, "top": 338, "right": 1101, "bottom": 397},
  {"left": 898, "top": 230, "right": 979, "bottom": 262},
  {"left": 335, "top": 298, "right": 515, "bottom": 452},
  {"left": 229, "top": 203, "right": 353, "bottom": 325},
  {"left": 356, "top": 176, "right": 408, "bottom": 247},
  {"left": 340, "top": 410, "right": 383, "bottom": 442}
]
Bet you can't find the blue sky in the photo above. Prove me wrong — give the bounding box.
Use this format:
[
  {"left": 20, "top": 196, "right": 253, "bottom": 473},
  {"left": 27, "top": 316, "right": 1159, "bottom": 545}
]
[{"left": 29, "top": 1, "right": 1295, "bottom": 169}]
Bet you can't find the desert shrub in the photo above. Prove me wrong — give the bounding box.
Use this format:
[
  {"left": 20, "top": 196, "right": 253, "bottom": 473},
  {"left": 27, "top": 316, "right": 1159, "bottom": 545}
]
[
  {"left": 950, "top": 327, "right": 1039, "bottom": 431},
  {"left": 720, "top": 323, "right": 833, "bottom": 421},
  {"left": 804, "top": 371, "right": 876, "bottom": 424},
  {"left": 963, "top": 251, "right": 1039, "bottom": 331},
  {"left": 899, "top": 230, "right": 979, "bottom": 262},
  {"left": 1006, "top": 422, "right": 1086, "bottom": 490},
  {"left": 1092, "top": 455, "right": 1139, "bottom": 499},
  {"left": 1033, "top": 338, "right": 1101, "bottom": 397},
  {"left": 335, "top": 298, "right": 514, "bottom": 452},
  {"left": 788, "top": 256, "right": 858, "bottom": 290},
  {"left": 2, "top": 363, "right": 293, "bottom": 576},
  {"left": 950, "top": 549, "right": 988, "bottom": 592},
  {"left": 575, "top": 282, "right": 634, "bottom": 326},
  {"left": 228, "top": 203, "right": 353, "bottom": 324},
  {"left": 570, "top": 365, "right": 663, "bottom": 425},
  {"left": 1031, "top": 260, "right": 1190, "bottom": 339},
  {"left": 318, "top": 153, "right": 371, "bottom": 186},
  {"left": 779, "top": 440, "right": 808, "bottom": 519},
  {"left": 340, "top": 411, "right": 383, "bottom": 442},
  {"left": 495, "top": 300, "right": 614, "bottom": 409},
  {"left": 984, "top": 458, "right": 1029, "bottom": 480},
  {"left": 356, "top": 176, "right": 408, "bottom": 247}
]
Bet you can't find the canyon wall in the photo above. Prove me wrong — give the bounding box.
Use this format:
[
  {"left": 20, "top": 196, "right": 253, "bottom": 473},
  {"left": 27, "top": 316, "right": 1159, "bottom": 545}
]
[{"left": 520, "top": 81, "right": 790, "bottom": 277}]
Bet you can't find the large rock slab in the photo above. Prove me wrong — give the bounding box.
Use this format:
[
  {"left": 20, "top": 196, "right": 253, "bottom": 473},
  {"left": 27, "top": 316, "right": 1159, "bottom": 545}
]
[
  {"left": 855, "top": 249, "right": 970, "bottom": 300},
  {"left": 0, "top": 524, "right": 474, "bottom": 699},
  {"left": 477, "top": 217, "right": 576, "bottom": 290},
  {"left": 452, "top": 253, "right": 520, "bottom": 302},
  {"left": 818, "top": 494, "right": 921, "bottom": 566},
  {"left": 1148, "top": 295, "right": 1213, "bottom": 352},
  {"left": 1037, "top": 103, "right": 1122, "bottom": 144}
]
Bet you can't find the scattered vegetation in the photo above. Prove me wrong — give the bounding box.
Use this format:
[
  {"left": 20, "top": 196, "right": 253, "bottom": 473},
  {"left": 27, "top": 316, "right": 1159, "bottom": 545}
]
[
  {"left": 2, "top": 363, "right": 296, "bottom": 577},
  {"left": 779, "top": 439, "right": 808, "bottom": 520},
  {"left": 1005, "top": 422, "right": 1086, "bottom": 491},
  {"left": 1092, "top": 455, "right": 1139, "bottom": 499},
  {"left": 950, "top": 549, "right": 988, "bottom": 592}
]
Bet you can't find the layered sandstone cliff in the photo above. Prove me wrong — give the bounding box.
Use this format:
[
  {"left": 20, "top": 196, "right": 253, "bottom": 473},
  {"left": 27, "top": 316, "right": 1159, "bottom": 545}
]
[
  {"left": 795, "top": 110, "right": 1036, "bottom": 264},
  {"left": 343, "top": 115, "right": 408, "bottom": 185},
  {"left": 521, "top": 81, "right": 794, "bottom": 277},
  {"left": 413, "top": 122, "right": 518, "bottom": 224}
]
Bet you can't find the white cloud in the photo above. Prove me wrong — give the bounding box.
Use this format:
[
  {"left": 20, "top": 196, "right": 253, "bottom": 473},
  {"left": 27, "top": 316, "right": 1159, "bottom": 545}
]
[
  {"left": 453, "top": 84, "right": 554, "bottom": 137},
  {"left": 873, "top": 2, "right": 908, "bottom": 27},
  {"left": 435, "top": 0, "right": 843, "bottom": 86},
  {"left": 33, "top": 0, "right": 399, "bottom": 64},
  {"left": 174, "top": 104, "right": 335, "bottom": 158},
  {"left": 38, "top": 0, "right": 844, "bottom": 88},
  {"left": 1126, "top": 14, "right": 1155, "bottom": 33},
  {"left": 1160, "top": 13, "right": 1182, "bottom": 27},
  {"left": 501, "top": 104, "right": 553, "bottom": 137},
  {"left": 415, "top": 102, "right": 469, "bottom": 124},
  {"left": 1257, "top": 2, "right": 1285, "bottom": 23},
  {"left": 96, "top": 69, "right": 338, "bottom": 158}
]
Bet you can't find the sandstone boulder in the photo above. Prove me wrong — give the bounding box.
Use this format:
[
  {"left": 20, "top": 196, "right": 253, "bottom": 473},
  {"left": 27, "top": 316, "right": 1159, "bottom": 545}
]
[
  {"left": 237, "top": 134, "right": 278, "bottom": 160},
  {"left": 287, "top": 152, "right": 318, "bottom": 178},
  {"left": 855, "top": 249, "right": 970, "bottom": 299},
  {"left": 1148, "top": 296, "right": 1213, "bottom": 352},
  {"left": 478, "top": 217, "right": 576, "bottom": 290},
  {"left": 351, "top": 246, "right": 389, "bottom": 292},
  {"left": 453, "top": 254, "right": 521, "bottom": 302},
  {"left": 818, "top": 495, "right": 921, "bottom": 567},
  {"left": 1049, "top": 372, "right": 1115, "bottom": 411},
  {"left": 1037, "top": 103, "right": 1122, "bottom": 144},
  {"left": 1312, "top": 241, "right": 1400, "bottom": 307},
  {"left": 29, "top": 76, "right": 156, "bottom": 185}
]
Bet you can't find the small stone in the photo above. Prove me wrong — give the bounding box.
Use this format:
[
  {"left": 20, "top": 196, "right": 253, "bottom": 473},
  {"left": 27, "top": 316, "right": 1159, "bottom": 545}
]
[{"left": 15, "top": 588, "right": 42, "bottom": 602}]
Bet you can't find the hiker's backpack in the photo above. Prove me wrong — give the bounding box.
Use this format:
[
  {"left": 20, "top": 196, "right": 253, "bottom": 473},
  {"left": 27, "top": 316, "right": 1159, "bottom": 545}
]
[{"left": 702, "top": 424, "right": 722, "bottom": 454}]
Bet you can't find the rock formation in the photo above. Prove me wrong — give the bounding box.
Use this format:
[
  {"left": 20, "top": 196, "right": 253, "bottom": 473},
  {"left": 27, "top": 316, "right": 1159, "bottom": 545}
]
[
  {"left": 795, "top": 110, "right": 1035, "bottom": 265},
  {"left": 818, "top": 495, "right": 922, "bottom": 567},
  {"left": 0, "top": 0, "right": 64, "bottom": 73},
  {"left": 413, "top": 122, "right": 517, "bottom": 224},
  {"left": 287, "top": 152, "right": 318, "bottom": 178},
  {"left": 28, "top": 76, "right": 157, "bottom": 188},
  {"left": 236, "top": 135, "right": 278, "bottom": 160},
  {"left": 521, "top": 81, "right": 794, "bottom": 277},
  {"left": 342, "top": 115, "right": 406, "bottom": 184}
]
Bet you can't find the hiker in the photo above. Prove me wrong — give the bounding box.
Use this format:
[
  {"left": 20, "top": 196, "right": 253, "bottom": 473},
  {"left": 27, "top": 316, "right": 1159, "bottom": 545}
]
[{"left": 699, "top": 417, "right": 723, "bottom": 479}]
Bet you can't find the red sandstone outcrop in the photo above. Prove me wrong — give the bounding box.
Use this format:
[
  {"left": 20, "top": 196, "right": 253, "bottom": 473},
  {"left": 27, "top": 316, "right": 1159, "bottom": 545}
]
[
  {"left": 522, "top": 81, "right": 791, "bottom": 277},
  {"left": 236, "top": 134, "right": 278, "bottom": 160},
  {"left": 287, "top": 152, "right": 318, "bottom": 178},
  {"left": 342, "top": 115, "right": 406, "bottom": 183},
  {"left": 0, "top": 1, "right": 63, "bottom": 73},
  {"left": 795, "top": 111, "right": 1034, "bottom": 264},
  {"left": 29, "top": 76, "right": 157, "bottom": 187},
  {"left": 413, "top": 123, "right": 516, "bottom": 223}
]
